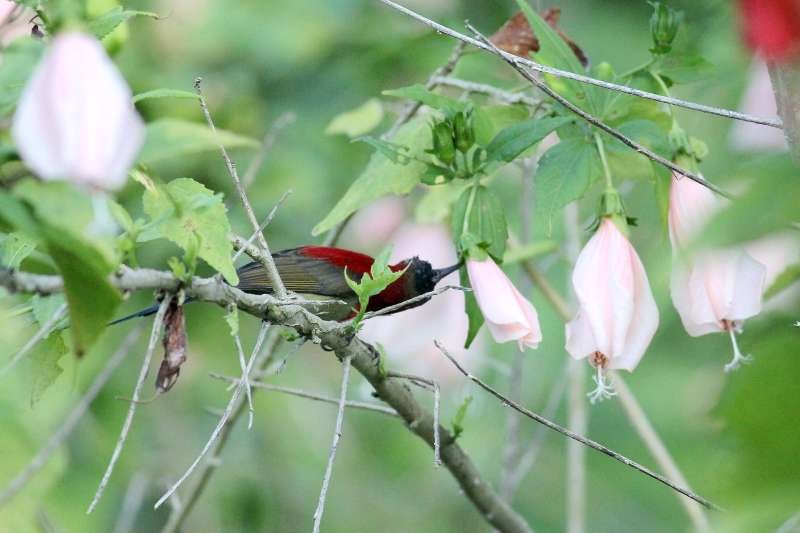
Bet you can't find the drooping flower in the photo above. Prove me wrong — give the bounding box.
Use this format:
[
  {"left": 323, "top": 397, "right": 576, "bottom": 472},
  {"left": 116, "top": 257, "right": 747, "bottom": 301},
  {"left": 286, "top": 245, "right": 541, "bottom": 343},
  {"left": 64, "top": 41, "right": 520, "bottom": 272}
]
[
  {"left": 12, "top": 31, "right": 145, "bottom": 192},
  {"left": 467, "top": 256, "right": 542, "bottom": 351},
  {"left": 668, "top": 173, "right": 767, "bottom": 372},
  {"left": 739, "top": 0, "right": 800, "bottom": 62},
  {"left": 565, "top": 218, "right": 659, "bottom": 402}
]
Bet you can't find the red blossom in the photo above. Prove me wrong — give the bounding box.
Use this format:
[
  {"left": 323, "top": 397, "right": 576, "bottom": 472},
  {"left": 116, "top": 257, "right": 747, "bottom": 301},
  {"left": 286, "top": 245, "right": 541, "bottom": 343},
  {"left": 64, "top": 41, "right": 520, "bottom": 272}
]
[{"left": 740, "top": 0, "right": 800, "bottom": 61}]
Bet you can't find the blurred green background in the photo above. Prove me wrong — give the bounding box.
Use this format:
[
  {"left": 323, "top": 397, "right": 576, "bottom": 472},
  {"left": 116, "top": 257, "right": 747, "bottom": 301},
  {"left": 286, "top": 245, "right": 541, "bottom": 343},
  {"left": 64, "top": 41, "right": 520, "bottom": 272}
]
[{"left": 1, "top": 0, "right": 799, "bottom": 531}]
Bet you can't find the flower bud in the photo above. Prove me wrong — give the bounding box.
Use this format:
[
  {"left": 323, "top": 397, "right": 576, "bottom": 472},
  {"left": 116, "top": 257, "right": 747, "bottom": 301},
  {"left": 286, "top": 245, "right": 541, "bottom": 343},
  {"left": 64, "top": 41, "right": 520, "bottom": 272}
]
[
  {"left": 453, "top": 109, "right": 475, "bottom": 153},
  {"left": 649, "top": 2, "right": 681, "bottom": 55},
  {"left": 431, "top": 121, "right": 456, "bottom": 165},
  {"left": 12, "top": 31, "right": 145, "bottom": 191}
]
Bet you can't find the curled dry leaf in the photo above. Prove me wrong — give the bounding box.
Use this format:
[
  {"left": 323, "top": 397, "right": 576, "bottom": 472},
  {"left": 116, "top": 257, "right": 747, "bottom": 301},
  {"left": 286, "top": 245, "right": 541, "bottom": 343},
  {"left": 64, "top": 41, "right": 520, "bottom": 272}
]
[
  {"left": 489, "top": 8, "right": 589, "bottom": 68},
  {"left": 156, "top": 300, "right": 187, "bottom": 393}
]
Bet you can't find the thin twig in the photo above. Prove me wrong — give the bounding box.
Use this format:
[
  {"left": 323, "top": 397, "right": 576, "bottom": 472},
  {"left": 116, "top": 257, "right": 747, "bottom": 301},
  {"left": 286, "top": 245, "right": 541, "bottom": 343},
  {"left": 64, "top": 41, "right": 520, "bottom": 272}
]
[
  {"left": 384, "top": 40, "right": 467, "bottom": 139},
  {"left": 613, "top": 375, "right": 711, "bottom": 532},
  {"left": 87, "top": 296, "right": 173, "bottom": 514},
  {"left": 375, "top": 0, "right": 783, "bottom": 129},
  {"left": 359, "top": 285, "right": 470, "bottom": 321},
  {"left": 232, "top": 332, "right": 254, "bottom": 429},
  {"left": 153, "top": 322, "right": 270, "bottom": 510},
  {"left": 432, "top": 76, "right": 540, "bottom": 107},
  {"left": 242, "top": 112, "right": 296, "bottom": 189},
  {"left": 210, "top": 374, "right": 399, "bottom": 417},
  {"left": 433, "top": 381, "right": 441, "bottom": 467},
  {"left": 193, "top": 77, "right": 287, "bottom": 298},
  {"left": 506, "top": 364, "right": 569, "bottom": 498},
  {"left": 386, "top": 371, "right": 435, "bottom": 391},
  {"left": 312, "top": 355, "right": 353, "bottom": 533},
  {"left": 465, "top": 23, "right": 731, "bottom": 198},
  {"left": 434, "top": 340, "right": 720, "bottom": 511},
  {"left": 0, "top": 302, "right": 67, "bottom": 378},
  {"left": 0, "top": 326, "right": 143, "bottom": 508},
  {"left": 231, "top": 189, "right": 293, "bottom": 263}
]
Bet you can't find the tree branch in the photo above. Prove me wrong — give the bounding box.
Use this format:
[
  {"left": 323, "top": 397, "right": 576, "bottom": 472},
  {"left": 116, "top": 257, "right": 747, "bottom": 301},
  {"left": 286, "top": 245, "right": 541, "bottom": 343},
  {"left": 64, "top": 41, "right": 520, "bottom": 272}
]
[
  {"left": 432, "top": 76, "right": 540, "bottom": 107},
  {"left": 375, "top": 0, "right": 782, "bottom": 129},
  {"left": 87, "top": 296, "right": 173, "bottom": 514}
]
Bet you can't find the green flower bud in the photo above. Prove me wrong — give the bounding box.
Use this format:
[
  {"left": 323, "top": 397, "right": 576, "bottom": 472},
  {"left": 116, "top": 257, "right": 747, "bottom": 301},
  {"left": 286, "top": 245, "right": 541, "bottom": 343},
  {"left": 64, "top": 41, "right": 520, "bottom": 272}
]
[
  {"left": 649, "top": 2, "right": 681, "bottom": 55},
  {"left": 453, "top": 110, "right": 475, "bottom": 153},
  {"left": 431, "top": 121, "right": 456, "bottom": 165}
]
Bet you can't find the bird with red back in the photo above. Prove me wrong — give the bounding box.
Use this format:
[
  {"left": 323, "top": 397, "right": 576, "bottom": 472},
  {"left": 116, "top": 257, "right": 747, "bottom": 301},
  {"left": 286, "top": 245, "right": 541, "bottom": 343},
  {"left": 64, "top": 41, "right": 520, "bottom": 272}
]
[{"left": 109, "top": 245, "right": 461, "bottom": 325}]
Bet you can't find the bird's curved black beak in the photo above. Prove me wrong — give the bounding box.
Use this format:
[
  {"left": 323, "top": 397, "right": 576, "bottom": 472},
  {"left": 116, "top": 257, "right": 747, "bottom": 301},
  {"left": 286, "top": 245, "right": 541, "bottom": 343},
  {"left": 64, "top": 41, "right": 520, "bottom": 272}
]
[{"left": 431, "top": 261, "right": 463, "bottom": 285}]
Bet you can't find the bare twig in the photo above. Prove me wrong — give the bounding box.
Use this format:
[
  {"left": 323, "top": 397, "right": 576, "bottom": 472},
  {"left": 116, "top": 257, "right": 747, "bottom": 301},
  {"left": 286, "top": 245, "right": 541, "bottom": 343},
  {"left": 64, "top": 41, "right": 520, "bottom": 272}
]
[
  {"left": 87, "top": 296, "right": 173, "bottom": 514},
  {"left": 385, "top": 40, "right": 467, "bottom": 139},
  {"left": 0, "top": 326, "right": 143, "bottom": 508},
  {"left": 312, "top": 355, "right": 353, "bottom": 533},
  {"left": 433, "top": 382, "right": 442, "bottom": 467},
  {"left": 613, "top": 375, "right": 711, "bottom": 532},
  {"left": 359, "top": 285, "right": 470, "bottom": 321},
  {"left": 464, "top": 23, "right": 731, "bottom": 198},
  {"left": 193, "top": 77, "right": 287, "bottom": 298},
  {"left": 434, "top": 340, "right": 719, "bottom": 511},
  {"left": 232, "top": 331, "right": 254, "bottom": 429},
  {"left": 432, "top": 76, "right": 540, "bottom": 107},
  {"left": 242, "top": 112, "right": 296, "bottom": 189},
  {"left": 375, "top": 0, "right": 783, "bottom": 129},
  {"left": 231, "top": 189, "right": 293, "bottom": 264},
  {"left": 506, "top": 364, "right": 569, "bottom": 498},
  {"left": 0, "top": 302, "right": 67, "bottom": 378},
  {"left": 210, "top": 374, "right": 399, "bottom": 417},
  {"left": 154, "top": 322, "right": 270, "bottom": 510}
]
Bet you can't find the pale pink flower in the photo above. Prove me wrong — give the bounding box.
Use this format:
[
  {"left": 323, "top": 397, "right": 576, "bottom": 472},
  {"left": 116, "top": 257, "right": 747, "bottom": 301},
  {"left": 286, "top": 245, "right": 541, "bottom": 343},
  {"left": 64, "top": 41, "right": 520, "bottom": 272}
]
[
  {"left": 467, "top": 256, "right": 542, "bottom": 350},
  {"left": 668, "top": 174, "right": 767, "bottom": 371},
  {"left": 12, "top": 32, "right": 144, "bottom": 191},
  {"left": 730, "top": 59, "right": 788, "bottom": 153},
  {"left": 565, "top": 218, "right": 659, "bottom": 402}
]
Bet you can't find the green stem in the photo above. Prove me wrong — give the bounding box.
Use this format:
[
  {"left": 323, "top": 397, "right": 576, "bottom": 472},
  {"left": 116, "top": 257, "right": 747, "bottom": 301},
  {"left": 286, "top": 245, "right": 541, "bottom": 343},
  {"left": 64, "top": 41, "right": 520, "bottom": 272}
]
[
  {"left": 649, "top": 71, "right": 674, "bottom": 117},
  {"left": 619, "top": 57, "right": 656, "bottom": 79},
  {"left": 461, "top": 179, "right": 480, "bottom": 237},
  {"left": 593, "top": 133, "right": 614, "bottom": 189}
]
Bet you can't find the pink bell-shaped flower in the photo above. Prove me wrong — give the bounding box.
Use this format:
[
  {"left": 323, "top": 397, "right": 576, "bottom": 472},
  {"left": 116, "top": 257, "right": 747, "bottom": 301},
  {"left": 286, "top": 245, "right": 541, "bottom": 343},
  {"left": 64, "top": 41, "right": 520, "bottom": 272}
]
[
  {"left": 668, "top": 173, "right": 767, "bottom": 372},
  {"left": 466, "top": 256, "right": 542, "bottom": 351},
  {"left": 12, "top": 31, "right": 145, "bottom": 192},
  {"left": 565, "top": 218, "right": 659, "bottom": 402}
]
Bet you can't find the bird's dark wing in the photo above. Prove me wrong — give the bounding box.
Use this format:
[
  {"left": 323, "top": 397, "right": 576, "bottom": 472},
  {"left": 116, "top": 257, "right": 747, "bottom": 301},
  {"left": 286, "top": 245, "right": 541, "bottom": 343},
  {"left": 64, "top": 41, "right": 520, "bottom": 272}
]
[{"left": 236, "top": 247, "right": 354, "bottom": 297}]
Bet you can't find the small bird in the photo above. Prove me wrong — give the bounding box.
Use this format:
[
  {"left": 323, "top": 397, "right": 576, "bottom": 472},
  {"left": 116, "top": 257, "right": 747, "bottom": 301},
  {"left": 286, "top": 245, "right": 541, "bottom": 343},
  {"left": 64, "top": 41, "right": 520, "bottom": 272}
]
[{"left": 109, "top": 245, "right": 461, "bottom": 325}]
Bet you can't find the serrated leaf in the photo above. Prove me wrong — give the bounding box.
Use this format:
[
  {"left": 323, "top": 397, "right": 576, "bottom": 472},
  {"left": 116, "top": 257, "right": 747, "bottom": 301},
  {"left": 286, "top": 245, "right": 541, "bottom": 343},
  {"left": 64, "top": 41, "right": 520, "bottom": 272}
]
[
  {"left": 765, "top": 263, "right": 800, "bottom": 300},
  {"left": 485, "top": 116, "right": 571, "bottom": 163},
  {"left": 132, "top": 88, "right": 201, "bottom": 104},
  {"left": 325, "top": 98, "right": 384, "bottom": 138},
  {"left": 535, "top": 137, "right": 601, "bottom": 233},
  {"left": 313, "top": 116, "right": 429, "bottom": 236},
  {"left": 383, "top": 84, "right": 466, "bottom": 114},
  {"left": 514, "top": 0, "right": 598, "bottom": 112},
  {"left": 141, "top": 178, "right": 239, "bottom": 284},
  {"left": 459, "top": 267, "right": 483, "bottom": 349},
  {"left": 451, "top": 393, "right": 473, "bottom": 438},
  {"left": 138, "top": 119, "right": 259, "bottom": 165},
  {"left": 0, "top": 38, "right": 44, "bottom": 117},
  {"left": 0, "top": 232, "right": 36, "bottom": 269},
  {"left": 88, "top": 7, "right": 159, "bottom": 40}
]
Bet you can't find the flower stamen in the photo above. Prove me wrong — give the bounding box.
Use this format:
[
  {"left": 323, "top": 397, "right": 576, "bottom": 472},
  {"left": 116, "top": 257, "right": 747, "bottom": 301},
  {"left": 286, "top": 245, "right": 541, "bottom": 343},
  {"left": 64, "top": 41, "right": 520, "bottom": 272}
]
[
  {"left": 724, "top": 327, "right": 754, "bottom": 373},
  {"left": 587, "top": 363, "right": 616, "bottom": 404}
]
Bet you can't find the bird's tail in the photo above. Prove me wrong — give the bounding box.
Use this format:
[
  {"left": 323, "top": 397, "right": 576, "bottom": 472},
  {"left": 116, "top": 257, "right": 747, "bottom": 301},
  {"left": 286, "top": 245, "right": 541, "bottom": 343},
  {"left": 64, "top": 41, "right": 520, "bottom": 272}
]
[{"left": 107, "top": 304, "right": 161, "bottom": 326}]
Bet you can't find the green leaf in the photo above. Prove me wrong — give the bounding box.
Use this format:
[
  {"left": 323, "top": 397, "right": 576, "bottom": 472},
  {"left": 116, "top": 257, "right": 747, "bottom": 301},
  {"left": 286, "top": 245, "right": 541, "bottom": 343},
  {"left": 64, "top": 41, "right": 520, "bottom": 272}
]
[
  {"left": 27, "top": 332, "right": 68, "bottom": 407},
  {"left": 313, "top": 116, "right": 430, "bottom": 236},
  {"left": 765, "top": 263, "right": 800, "bottom": 300},
  {"left": 0, "top": 232, "right": 36, "bottom": 269},
  {"left": 31, "top": 294, "right": 66, "bottom": 327},
  {"left": 414, "top": 181, "right": 469, "bottom": 224},
  {"left": 459, "top": 267, "right": 483, "bottom": 349},
  {"left": 653, "top": 54, "right": 714, "bottom": 85},
  {"left": 0, "top": 38, "right": 44, "bottom": 117},
  {"left": 141, "top": 178, "right": 239, "bottom": 284},
  {"left": 382, "top": 84, "right": 466, "bottom": 114},
  {"left": 472, "top": 104, "right": 531, "bottom": 147},
  {"left": 451, "top": 185, "right": 508, "bottom": 262},
  {"left": 138, "top": 119, "right": 259, "bottom": 165},
  {"left": 451, "top": 393, "right": 473, "bottom": 439},
  {"left": 353, "top": 136, "right": 411, "bottom": 164},
  {"left": 605, "top": 120, "right": 671, "bottom": 181},
  {"left": 700, "top": 155, "right": 800, "bottom": 247},
  {"left": 485, "top": 116, "right": 571, "bottom": 163},
  {"left": 88, "top": 7, "right": 159, "bottom": 40},
  {"left": 108, "top": 200, "right": 134, "bottom": 233},
  {"left": 132, "top": 88, "right": 201, "bottom": 104},
  {"left": 535, "top": 137, "right": 601, "bottom": 233},
  {"left": 514, "top": 0, "right": 598, "bottom": 112},
  {"left": 13, "top": 180, "right": 94, "bottom": 236},
  {"left": 325, "top": 98, "right": 384, "bottom": 138}
]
